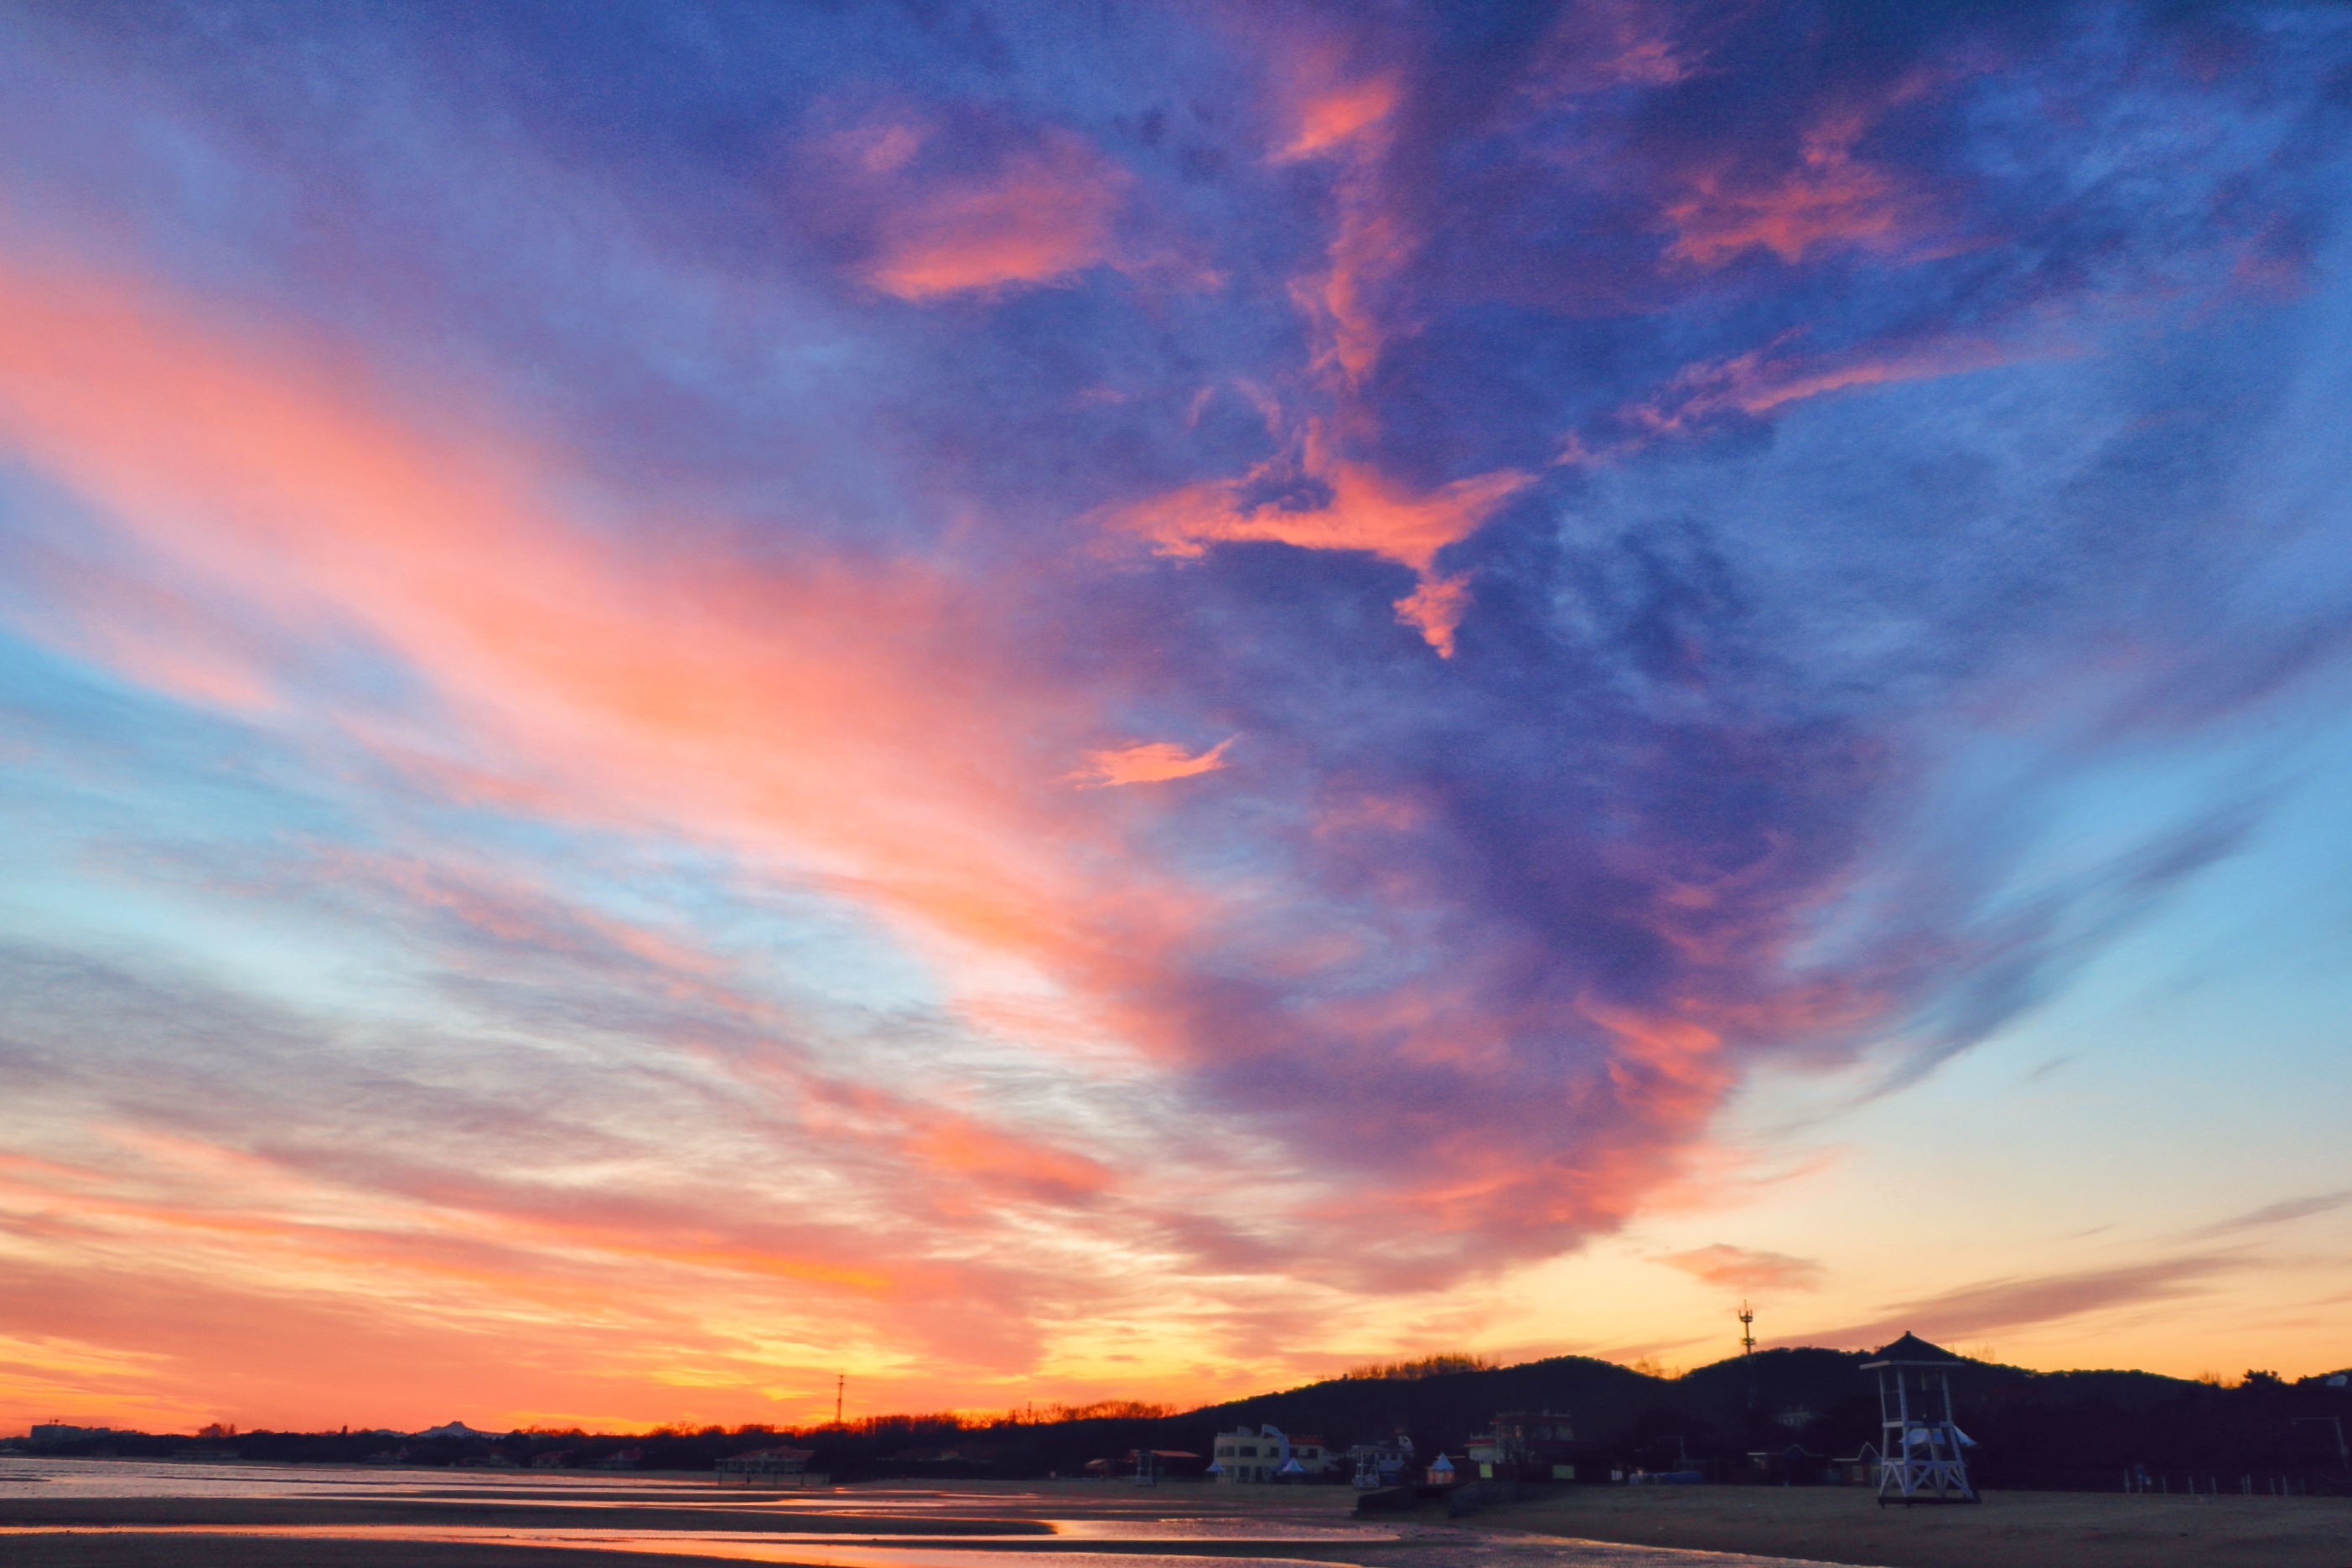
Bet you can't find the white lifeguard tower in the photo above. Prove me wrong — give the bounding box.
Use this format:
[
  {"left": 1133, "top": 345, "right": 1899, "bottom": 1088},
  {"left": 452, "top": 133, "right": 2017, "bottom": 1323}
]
[{"left": 1862, "top": 1333, "right": 1978, "bottom": 1505}]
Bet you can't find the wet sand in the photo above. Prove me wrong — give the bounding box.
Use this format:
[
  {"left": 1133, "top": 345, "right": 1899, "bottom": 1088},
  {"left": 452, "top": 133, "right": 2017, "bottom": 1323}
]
[
  {"left": 0, "top": 1539, "right": 701, "bottom": 1567},
  {"left": 4, "top": 1471, "right": 2349, "bottom": 1568},
  {"left": 1484, "top": 1485, "right": 2352, "bottom": 1567},
  {"left": 0, "top": 1497, "right": 1052, "bottom": 1534}
]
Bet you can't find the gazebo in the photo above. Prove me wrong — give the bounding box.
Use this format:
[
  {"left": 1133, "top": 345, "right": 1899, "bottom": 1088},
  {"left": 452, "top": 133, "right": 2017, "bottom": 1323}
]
[{"left": 1861, "top": 1333, "right": 1978, "bottom": 1505}]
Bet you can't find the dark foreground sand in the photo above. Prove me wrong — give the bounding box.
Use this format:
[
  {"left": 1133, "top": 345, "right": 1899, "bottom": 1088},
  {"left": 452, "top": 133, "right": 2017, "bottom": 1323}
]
[
  {"left": 1484, "top": 1485, "right": 2352, "bottom": 1568},
  {"left": 3, "top": 1482, "right": 2349, "bottom": 1568}
]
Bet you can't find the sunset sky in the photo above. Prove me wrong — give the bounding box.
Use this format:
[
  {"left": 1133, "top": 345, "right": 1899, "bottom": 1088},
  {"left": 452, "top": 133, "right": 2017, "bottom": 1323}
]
[{"left": 4, "top": 2, "right": 2352, "bottom": 1436}]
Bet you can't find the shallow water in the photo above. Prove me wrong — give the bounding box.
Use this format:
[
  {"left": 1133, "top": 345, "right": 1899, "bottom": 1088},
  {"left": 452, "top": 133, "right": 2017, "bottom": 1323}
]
[
  {"left": 0, "top": 1456, "right": 718, "bottom": 1499},
  {"left": 0, "top": 1459, "right": 1848, "bottom": 1568}
]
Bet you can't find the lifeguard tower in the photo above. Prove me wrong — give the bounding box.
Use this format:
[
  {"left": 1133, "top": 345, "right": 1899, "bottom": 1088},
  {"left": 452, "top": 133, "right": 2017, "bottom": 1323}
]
[{"left": 1862, "top": 1333, "right": 1978, "bottom": 1505}]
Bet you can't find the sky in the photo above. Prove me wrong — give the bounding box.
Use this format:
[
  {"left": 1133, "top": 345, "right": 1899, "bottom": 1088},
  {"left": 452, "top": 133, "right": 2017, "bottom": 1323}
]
[{"left": 3, "top": 0, "right": 2351, "bottom": 1436}]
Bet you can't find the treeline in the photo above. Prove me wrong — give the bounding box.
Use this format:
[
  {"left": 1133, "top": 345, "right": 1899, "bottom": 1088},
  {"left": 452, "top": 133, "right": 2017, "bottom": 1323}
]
[
  {"left": 9, "top": 1410, "right": 1193, "bottom": 1480},
  {"left": 1339, "top": 1353, "right": 1499, "bottom": 1381}
]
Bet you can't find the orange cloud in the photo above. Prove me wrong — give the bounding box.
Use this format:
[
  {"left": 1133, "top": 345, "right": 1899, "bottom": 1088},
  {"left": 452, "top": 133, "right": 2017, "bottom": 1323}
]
[
  {"left": 1070, "top": 737, "right": 1236, "bottom": 788},
  {"left": 1111, "top": 432, "right": 1531, "bottom": 655}
]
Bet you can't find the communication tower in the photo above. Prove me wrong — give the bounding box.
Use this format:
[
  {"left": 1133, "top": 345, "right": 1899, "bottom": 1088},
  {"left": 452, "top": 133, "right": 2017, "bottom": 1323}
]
[{"left": 1738, "top": 1301, "right": 1755, "bottom": 1356}]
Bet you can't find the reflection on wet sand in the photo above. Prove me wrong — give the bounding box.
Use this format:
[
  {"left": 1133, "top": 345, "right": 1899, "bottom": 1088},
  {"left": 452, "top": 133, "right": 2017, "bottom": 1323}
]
[{"left": 0, "top": 1461, "right": 1839, "bottom": 1568}]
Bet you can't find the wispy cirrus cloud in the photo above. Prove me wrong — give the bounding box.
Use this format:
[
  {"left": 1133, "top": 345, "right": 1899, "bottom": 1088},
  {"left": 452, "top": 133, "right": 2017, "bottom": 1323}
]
[
  {"left": 1658, "top": 1244, "right": 1826, "bottom": 1291},
  {"left": 2184, "top": 1191, "right": 2352, "bottom": 1242},
  {"left": 1803, "top": 1259, "right": 2243, "bottom": 1350},
  {"left": 1, "top": 0, "right": 2349, "bottom": 1430}
]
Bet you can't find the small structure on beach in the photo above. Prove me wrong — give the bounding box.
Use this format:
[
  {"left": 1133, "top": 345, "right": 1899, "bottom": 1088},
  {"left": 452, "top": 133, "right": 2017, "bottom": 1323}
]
[
  {"left": 1831, "top": 1441, "right": 1883, "bottom": 1487},
  {"left": 1745, "top": 1442, "right": 1829, "bottom": 1485},
  {"left": 1862, "top": 1333, "right": 1977, "bottom": 1505}
]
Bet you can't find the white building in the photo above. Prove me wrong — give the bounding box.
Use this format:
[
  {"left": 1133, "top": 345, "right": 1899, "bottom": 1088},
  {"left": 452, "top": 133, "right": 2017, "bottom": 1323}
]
[{"left": 1208, "top": 1426, "right": 1331, "bottom": 1483}]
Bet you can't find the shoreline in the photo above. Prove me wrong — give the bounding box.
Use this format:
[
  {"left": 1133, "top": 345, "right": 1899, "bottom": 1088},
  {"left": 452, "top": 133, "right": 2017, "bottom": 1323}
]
[{"left": 6, "top": 1470, "right": 2352, "bottom": 1568}]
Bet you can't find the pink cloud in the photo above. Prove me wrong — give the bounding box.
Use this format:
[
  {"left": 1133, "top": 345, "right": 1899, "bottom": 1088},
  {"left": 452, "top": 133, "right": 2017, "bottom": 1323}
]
[
  {"left": 1524, "top": 0, "right": 1697, "bottom": 99},
  {"left": 1275, "top": 73, "right": 1400, "bottom": 163},
  {"left": 1660, "top": 78, "right": 1950, "bottom": 270},
  {"left": 1665, "top": 119, "right": 1907, "bottom": 267},
  {"left": 1616, "top": 330, "right": 2041, "bottom": 439},
  {"left": 814, "top": 116, "right": 1132, "bottom": 301},
  {"left": 0, "top": 256, "right": 1225, "bottom": 996}
]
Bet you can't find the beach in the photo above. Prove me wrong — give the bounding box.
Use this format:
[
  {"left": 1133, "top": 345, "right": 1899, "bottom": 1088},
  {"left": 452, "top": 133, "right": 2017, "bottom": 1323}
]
[
  {"left": 3, "top": 1464, "right": 2349, "bottom": 1568},
  {"left": 1486, "top": 1483, "right": 2352, "bottom": 1567}
]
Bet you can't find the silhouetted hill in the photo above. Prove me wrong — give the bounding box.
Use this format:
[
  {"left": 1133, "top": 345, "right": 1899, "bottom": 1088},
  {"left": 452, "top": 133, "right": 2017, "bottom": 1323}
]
[
  {"left": 1152, "top": 1347, "right": 2352, "bottom": 1490},
  {"left": 1174, "top": 1354, "right": 1660, "bottom": 1449}
]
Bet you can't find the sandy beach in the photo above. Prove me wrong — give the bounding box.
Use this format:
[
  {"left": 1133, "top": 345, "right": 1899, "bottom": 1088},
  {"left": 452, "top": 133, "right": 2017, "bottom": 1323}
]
[
  {"left": 1484, "top": 1484, "right": 2352, "bottom": 1568},
  {"left": 3, "top": 1469, "right": 2350, "bottom": 1568}
]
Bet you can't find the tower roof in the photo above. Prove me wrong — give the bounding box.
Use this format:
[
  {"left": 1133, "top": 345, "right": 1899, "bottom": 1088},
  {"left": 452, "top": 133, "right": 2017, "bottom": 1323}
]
[{"left": 1862, "top": 1332, "right": 1962, "bottom": 1368}]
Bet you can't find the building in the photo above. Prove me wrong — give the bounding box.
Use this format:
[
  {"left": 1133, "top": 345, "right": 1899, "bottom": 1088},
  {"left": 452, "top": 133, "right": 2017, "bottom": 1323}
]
[
  {"left": 1465, "top": 1411, "right": 1578, "bottom": 1481},
  {"left": 716, "top": 1445, "right": 821, "bottom": 1487},
  {"left": 1208, "top": 1426, "right": 1330, "bottom": 1483},
  {"left": 1347, "top": 1432, "right": 1416, "bottom": 1488},
  {"left": 29, "top": 1425, "right": 120, "bottom": 1445}
]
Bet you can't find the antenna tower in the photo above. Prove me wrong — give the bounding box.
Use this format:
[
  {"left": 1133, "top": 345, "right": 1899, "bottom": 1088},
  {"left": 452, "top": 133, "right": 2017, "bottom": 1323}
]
[
  {"left": 835, "top": 1372, "right": 845, "bottom": 1426},
  {"left": 1738, "top": 1301, "right": 1755, "bottom": 1356}
]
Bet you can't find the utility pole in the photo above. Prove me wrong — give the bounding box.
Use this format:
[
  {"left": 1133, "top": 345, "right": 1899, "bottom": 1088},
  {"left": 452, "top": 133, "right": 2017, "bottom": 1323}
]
[
  {"left": 1739, "top": 1301, "right": 1756, "bottom": 1357},
  {"left": 835, "top": 1372, "right": 845, "bottom": 1428}
]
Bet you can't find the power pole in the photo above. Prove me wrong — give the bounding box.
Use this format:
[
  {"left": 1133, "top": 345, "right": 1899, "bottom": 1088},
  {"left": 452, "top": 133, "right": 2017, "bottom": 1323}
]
[
  {"left": 1739, "top": 1301, "right": 1756, "bottom": 1357},
  {"left": 835, "top": 1372, "right": 845, "bottom": 1428}
]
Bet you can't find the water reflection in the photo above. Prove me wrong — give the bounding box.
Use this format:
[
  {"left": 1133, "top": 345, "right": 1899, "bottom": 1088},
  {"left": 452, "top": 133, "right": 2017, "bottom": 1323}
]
[{"left": 0, "top": 1459, "right": 1843, "bottom": 1568}]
